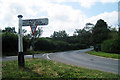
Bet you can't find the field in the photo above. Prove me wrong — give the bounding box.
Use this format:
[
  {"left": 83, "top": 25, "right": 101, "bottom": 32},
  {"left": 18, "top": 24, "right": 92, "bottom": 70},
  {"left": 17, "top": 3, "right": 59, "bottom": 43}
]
[{"left": 2, "top": 58, "right": 120, "bottom": 79}]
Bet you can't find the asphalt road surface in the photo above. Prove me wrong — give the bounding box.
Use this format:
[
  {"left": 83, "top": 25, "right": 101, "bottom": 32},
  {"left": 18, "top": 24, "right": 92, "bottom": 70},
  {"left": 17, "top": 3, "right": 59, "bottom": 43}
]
[
  {"left": 48, "top": 48, "right": 119, "bottom": 74},
  {"left": 2, "top": 48, "right": 119, "bottom": 75}
]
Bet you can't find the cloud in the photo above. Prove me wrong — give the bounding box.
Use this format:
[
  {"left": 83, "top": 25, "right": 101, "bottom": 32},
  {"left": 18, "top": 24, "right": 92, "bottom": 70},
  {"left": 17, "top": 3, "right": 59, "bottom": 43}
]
[
  {"left": 53, "top": 0, "right": 118, "bottom": 8},
  {"left": 0, "top": 0, "right": 87, "bottom": 36},
  {"left": 0, "top": 0, "right": 118, "bottom": 37},
  {"left": 86, "top": 11, "right": 118, "bottom": 26},
  {"left": 75, "top": 0, "right": 118, "bottom": 8},
  {"left": 43, "top": 4, "right": 87, "bottom": 36}
]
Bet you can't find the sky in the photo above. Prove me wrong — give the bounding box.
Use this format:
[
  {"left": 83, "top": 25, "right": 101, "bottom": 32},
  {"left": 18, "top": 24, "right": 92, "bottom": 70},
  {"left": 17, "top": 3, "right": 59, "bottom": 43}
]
[{"left": 0, "top": 0, "right": 119, "bottom": 37}]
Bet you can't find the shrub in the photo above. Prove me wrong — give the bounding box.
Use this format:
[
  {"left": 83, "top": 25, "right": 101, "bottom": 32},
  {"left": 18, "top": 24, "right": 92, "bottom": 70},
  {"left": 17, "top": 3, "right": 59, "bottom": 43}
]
[
  {"left": 54, "top": 41, "right": 70, "bottom": 51},
  {"left": 2, "top": 32, "right": 18, "bottom": 54},
  {"left": 101, "top": 39, "right": 120, "bottom": 53},
  {"left": 2, "top": 32, "right": 30, "bottom": 56},
  {"left": 34, "top": 38, "right": 55, "bottom": 51}
]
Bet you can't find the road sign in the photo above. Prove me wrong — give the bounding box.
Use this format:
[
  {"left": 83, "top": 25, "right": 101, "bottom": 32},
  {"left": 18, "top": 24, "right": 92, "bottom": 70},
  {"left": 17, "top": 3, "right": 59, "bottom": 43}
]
[
  {"left": 30, "top": 23, "right": 37, "bottom": 35},
  {"left": 22, "top": 18, "right": 48, "bottom": 26},
  {"left": 18, "top": 15, "right": 49, "bottom": 67}
]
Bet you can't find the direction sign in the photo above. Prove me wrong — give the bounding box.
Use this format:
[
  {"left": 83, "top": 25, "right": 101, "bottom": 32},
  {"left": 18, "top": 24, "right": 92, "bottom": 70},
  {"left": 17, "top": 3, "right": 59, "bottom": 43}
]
[{"left": 22, "top": 18, "right": 48, "bottom": 26}]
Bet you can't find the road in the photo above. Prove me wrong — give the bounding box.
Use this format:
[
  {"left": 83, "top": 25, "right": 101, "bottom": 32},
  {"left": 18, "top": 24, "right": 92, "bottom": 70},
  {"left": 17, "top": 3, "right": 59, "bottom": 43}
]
[
  {"left": 48, "top": 48, "right": 119, "bottom": 74},
  {"left": 2, "top": 48, "right": 119, "bottom": 74}
]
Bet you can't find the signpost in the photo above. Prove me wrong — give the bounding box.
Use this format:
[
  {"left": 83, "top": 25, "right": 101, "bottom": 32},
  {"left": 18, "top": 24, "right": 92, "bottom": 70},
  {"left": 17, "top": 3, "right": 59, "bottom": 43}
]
[
  {"left": 22, "top": 18, "right": 48, "bottom": 26},
  {"left": 18, "top": 15, "right": 48, "bottom": 67}
]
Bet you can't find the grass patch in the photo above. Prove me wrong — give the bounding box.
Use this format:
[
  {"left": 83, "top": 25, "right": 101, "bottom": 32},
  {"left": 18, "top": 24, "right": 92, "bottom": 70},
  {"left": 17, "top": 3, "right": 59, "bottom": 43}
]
[
  {"left": 87, "top": 51, "right": 120, "bottom": 59},
  {"left": 2, "top": 58, "right": 120, "bottom": 79}
]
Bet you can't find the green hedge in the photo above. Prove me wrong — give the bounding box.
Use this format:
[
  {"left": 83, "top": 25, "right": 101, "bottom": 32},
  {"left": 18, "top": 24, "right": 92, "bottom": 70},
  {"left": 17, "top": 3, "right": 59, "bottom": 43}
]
[
  {"left": 34, "top": 38, "right": 55, "bottom": 51},
  {"left": 2, "top": 32, "right": 30, "bottom": 56},
  {"left": 101, "top": 39, "right": 120, "bottom": 53},
  {"left": 34, "top": 38, "right": 88, "bottom": 51}
]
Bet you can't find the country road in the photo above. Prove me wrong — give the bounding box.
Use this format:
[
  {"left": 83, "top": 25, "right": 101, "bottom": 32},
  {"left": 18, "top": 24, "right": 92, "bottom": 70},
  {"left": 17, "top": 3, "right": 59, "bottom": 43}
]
[{"left": 2, "top": 48, "right": 119, "bottom": 75}]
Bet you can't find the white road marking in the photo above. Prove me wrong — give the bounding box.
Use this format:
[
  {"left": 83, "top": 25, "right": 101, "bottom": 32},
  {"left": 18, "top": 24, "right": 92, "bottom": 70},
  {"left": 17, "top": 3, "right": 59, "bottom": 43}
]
[
  {"left": 42, "top": 54, "right": 45, "bottom": 56},
  {"left": 46, "top": 54, "right": 51, "bottom": 60}
]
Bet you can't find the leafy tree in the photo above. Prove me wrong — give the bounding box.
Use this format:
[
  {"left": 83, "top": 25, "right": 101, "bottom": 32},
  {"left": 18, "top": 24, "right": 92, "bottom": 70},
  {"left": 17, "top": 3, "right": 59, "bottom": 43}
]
[
  {"left": 84, "top": 23, "right": 94, "bottom": 32},
  {"left": 34, "top": 27, "right": 43, "bottom": 38},
  {"left": 2, "top": 32, "right": 18, "bottom": 55},
  {"left": 2, "top": 27, "right": 30, "bottom": 56},
  {"left": 108, "top": 26, "right": 118, "bottom": 40},
  {"left": 2, "top": 27, "right": 16, "bottom": 33},
  {"left": 92, "top": 19, "right": 110, "bottom": 45},
  {"left": 119, "top": 27, "right": 120, "bottom": 38},
  {"left": 73, "top": 29, "right": 92, "bottom": 46},
  {"left": 26, "top": 27, "right": 43, "bottom": 39},
  {"left": 51, "top": 30, "right": 68, "bottom": 40}
]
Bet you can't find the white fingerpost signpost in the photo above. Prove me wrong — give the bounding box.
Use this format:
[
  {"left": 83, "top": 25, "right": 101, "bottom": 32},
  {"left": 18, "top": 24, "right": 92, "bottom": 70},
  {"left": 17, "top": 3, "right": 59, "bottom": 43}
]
[{"left": 18, "top": 15, "right": 48, "bottom": 67}]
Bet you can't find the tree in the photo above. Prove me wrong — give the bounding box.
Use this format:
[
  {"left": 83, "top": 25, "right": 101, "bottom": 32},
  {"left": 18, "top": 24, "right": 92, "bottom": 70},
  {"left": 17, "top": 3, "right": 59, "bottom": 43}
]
[
  {"left": 34, "top": 27, "right": 43, "bottom": 38},
  {"left": 26, "top": 27, "right": 43, "bottom": 39},
  {"left": 73, "top": 29, "right": 92, "bottom": 46},
  {"left": 92, "top": 19, "right": 110, "bottom": 45},
  {"left": 51, "top": 30, "right": 68, "bottom": 40},
  {"left": 84, "top": 23, "right": 94, "bottom": 32},
  {"left": 2, "top": 27, "right": 30, "bottom": 55},
  {"left": 2, "top": 27, "right": 16, "bottom": 33}
]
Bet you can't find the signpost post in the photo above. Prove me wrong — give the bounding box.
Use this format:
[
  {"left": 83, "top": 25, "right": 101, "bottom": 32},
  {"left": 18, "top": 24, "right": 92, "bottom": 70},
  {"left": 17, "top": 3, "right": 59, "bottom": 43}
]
[
  {"left": 18, "top": 15, "right": 48, "bottom": 67},
  {"left": 18, "top": 15, "right": 24, "bottom": 67}
]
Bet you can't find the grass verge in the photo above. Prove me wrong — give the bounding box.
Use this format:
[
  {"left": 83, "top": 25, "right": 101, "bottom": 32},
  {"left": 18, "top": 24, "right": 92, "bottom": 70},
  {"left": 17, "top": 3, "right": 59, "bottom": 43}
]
[
  {"left": 87, "top": 51, "right": 120, "bottom": 59},
  {"left": 2, "top": 58, "right": 120, "bottom": 79}
]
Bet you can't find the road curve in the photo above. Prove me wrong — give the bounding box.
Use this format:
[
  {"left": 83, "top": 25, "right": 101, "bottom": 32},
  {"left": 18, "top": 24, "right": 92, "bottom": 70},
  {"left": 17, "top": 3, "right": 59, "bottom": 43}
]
[
  {"left": 49, "top": 48, "right": 119, "bottom": 74},
  {"left": 2, "top": 48, "right": 119, "bottom": 75}
]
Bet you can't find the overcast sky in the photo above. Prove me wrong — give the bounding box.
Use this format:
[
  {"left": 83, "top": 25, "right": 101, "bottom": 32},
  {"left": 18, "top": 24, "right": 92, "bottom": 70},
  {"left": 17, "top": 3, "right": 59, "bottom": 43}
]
[{"left": 0, "top": 0, "right": 119, "bottom": 37}]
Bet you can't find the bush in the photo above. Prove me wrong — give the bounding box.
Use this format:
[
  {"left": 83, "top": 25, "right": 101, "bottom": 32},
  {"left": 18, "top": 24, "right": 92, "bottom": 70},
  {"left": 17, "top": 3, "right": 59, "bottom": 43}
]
[
  {"left": 2, "top": 32, "right": 30, "bottom": 56},
  {"left": 54, "top": 41, "right": 70, "bottom": 51},
  {"left": 2, "top": 32, "right": 18, "bottom": 53},
  {"left": 34, "top": 38, "right": 89, "bottom": 51},
  {"left": 34, "top": 38, "right": 55, "bottom": 51},
  {"left": 23, "top": 36, "right": 30, "bottom": 52},
  {"left": 101, "top": 39, "right": 120, "bottom": 53}
]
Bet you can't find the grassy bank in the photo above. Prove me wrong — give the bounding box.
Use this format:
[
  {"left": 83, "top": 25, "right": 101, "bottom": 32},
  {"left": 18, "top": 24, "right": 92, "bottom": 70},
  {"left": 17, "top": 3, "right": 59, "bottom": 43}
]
[
  {"left": 2, "top": 58, "right": 120, "bottom": 79},
  {"left": 87, "top": 51, "right": 120, "bottom": 59}
]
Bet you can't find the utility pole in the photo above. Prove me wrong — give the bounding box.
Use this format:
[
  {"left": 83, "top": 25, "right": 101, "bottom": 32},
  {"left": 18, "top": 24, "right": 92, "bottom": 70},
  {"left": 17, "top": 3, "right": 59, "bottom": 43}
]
[{"left": 18, "top": 15, "right": 24, "bottom": 67}]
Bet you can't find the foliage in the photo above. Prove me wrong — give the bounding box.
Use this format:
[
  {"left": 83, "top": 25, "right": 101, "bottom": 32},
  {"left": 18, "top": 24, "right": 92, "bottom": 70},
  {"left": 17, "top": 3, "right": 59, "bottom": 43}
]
[
  {"left": 2, "top": 32, "right": 30, "bottom": 56},
  {"left": 2, "top": 32, "right": 18, "bottom": 54},
  {"left": 92, "top": 19, "right": 110, "bottom": 45},
  {"left": 34, "top": 37, "right": 88, "bottom": 52},
  {"left": 33, "top": 27, "right": 43, "bottom": 38},
  {"left": 25, "top": 27, "right": 43, "bottom": 39},
  {"left": 51, "top": 30, "right": 68, "bottom": 40},
  {"left": 2, "top": 59, "right": 120, "bottom": 79},
  {"left": 73, "top": 29, "right": 92, "bottom": 46},
  {"left": 34, "top": 38, "right": 55, "bottom": 51},
  {"left": 101, "top": 39, "right": 120, "bottom": 53},
  {"left": 2, "top": 27, "right": 16, "bottom": 33},
  {"left": 84, "top": 23, "right": 94, "bottom": 32},
  {"left": 23, "top": 36, "right": 30, "bottom": 52}
]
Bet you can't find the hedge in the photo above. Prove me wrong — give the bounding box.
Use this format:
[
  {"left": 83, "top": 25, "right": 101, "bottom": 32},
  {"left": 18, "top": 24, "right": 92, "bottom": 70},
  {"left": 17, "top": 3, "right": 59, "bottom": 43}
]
[{"left": 101, "top": 39, "right": 120, "bottom": 53}]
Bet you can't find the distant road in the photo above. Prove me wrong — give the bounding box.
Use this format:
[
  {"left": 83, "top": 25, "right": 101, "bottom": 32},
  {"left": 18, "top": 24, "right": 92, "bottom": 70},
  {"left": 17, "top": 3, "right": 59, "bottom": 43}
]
[
  {"left": 48, "top": 48, "right": 119, "bottom": 74},
  {"left": 2, "top": 48, "right": 119, "bottom": 75}
]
